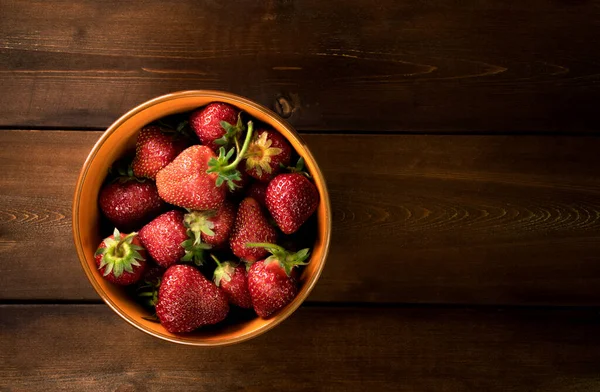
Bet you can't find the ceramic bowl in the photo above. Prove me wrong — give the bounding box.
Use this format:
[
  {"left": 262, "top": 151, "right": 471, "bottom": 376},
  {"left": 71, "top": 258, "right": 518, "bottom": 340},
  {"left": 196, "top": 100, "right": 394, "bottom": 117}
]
[{"left": 72, "top": 90, "right": 331, "bottom": 346}]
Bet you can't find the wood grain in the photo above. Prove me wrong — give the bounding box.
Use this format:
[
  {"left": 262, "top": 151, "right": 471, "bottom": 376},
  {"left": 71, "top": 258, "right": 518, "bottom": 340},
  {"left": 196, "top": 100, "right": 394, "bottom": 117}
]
[
  {"left": 2, "top": 304, "right": 600, "bottom": 391},
  {"left": 2, "top": 130, "right": 600, "bottom": 305},
  {"left": 2, "top": 0, "right": 600, "bottom": 131}
]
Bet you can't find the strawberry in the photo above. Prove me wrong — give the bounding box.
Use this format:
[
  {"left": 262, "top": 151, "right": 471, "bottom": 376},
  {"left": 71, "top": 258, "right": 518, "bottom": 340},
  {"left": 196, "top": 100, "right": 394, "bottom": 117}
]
[
  {"left": 156, "top": 264, "right": 229, "bottom": 333},
  {"left": 156, "top": 145, "right": 226, "bottom": 210},
  {"left": 246, "top": 181, "right": 268, "bottom": 207},
  {"left": 211, "top": 255, "right": 252, "bottom": 309},
  {"left": 183, "top": 201, "right": 236, "bottom": 248},
  {"left": 139, "top": 210, "right": 211, "bottom": 268},
  {"left": 94, "top": 229, "right": 148, "bottom": 286},
  {"left": 244, "top": 129, "right": 291, "bottom": 182},
  {"left": 99, "top": 177, "right": 166, "bottom": 232},
  {"left": 245, "top": 243, "right": 310, "bottom": 318},
  {"left": 266, "top": 173, "right": 319, "bottom": 234},
  {"left": 189, "top": 102, "right": 240, "bottom": 152},
  {"left": 229, "top": 197, "right": 277, "bottom": 262},
  {"left": 132, "top": 125, "right": 188, "bottom": 180}
]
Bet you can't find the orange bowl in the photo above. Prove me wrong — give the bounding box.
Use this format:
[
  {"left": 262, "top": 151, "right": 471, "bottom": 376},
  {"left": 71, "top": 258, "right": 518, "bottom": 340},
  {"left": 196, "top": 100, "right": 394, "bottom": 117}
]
[{"left": 72, "top": 91, "right": 331, "bottom": 345}]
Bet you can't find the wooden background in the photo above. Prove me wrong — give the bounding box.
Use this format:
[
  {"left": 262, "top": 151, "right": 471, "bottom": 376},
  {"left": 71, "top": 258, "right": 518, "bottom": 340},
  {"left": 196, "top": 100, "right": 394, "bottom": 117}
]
[{"left": 2, "top": 1, "right": 600, "bottom": 390}]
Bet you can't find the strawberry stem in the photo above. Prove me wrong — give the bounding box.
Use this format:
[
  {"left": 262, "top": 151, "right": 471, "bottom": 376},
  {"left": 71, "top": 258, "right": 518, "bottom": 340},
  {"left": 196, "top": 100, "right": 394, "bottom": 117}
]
[
  {"left": 222, "top": 121, "right": 254, "bottom": 171},
  {"left": 245, "top": 242, "right": 285, "bottom": 253},
  {"left": 210, "top": 253, "right": 222, "bottom": 268},
  {"left": 115, "top": 231, "right": 137, "bottom": 257},
  {"left": 211, "top": 254, "right": 235, "bottom": 286},
  {"left": 207, "top": 121, "right": 254, "bottom": 190}
]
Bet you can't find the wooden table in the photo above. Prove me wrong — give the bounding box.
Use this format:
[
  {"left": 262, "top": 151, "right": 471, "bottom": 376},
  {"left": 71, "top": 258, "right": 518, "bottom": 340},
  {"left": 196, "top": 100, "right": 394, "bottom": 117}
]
[{"left": 2, "top": 1, "right": 600, "bottom": 390}]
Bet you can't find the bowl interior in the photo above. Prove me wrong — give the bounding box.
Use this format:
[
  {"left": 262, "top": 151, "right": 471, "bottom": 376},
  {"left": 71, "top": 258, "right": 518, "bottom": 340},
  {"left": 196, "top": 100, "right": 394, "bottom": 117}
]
[{"left": 73, "top": 91, "right": 331, "bottom": 345}]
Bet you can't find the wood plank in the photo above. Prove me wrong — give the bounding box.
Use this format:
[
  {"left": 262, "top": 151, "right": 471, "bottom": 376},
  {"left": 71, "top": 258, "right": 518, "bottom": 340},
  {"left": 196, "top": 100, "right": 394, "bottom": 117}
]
[
  {"left": 2, "top": 305, "right": 600, "bottom": 391},
  {"left": 1, "top": 0, "right": 600, "bottom": 132},
  {"left": 2, "top": 130, "right": 600, "bottom": 304}
]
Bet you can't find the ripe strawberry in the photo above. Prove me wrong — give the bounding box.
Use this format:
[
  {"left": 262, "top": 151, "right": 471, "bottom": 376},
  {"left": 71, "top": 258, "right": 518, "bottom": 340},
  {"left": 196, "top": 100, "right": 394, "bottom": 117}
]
[
  {"left": 211, "top": 255, "right": 252, "bottom": 309},
  {"left": 244, "top": 129, "right": 291, "bottom": 182},
  {"left": 229, "top": 197, "right": 277, "bottom": 262},
  {"left": 156, "top": 264, "right": 229, "bottom": 333},
  {"left": 94, "top": 229, "right": 147, "bottom": 286},
  {"left": 132, "top": 125, "right": 188, "bottom": 180},
  {"left": 99, "top": 178, "right": 166, "bottom": 232},
  {"left": 189, "top": 102, "right": 240, "bottom": 152},
  {"left": 183, "top": 201, "right": 236, "bottom": 248},
  {"left": 246, "top": 181, "right": 268, "bottom": 207},
  {"left": 139, "top": 210, "right": 210, "bottom": 268},
  {"left": 245, "top": 243, "right": 310, "bottom": 318},
  {"left": 266, "top": 173, "right": 319, "bottom": 234},
  {"left": 156, "top": 145, "right": 226, "bottom": 210}
]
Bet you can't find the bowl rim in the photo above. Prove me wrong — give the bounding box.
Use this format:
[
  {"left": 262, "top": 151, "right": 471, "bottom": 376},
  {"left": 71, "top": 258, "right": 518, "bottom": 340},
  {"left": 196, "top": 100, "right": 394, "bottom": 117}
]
[{"left": 72, "top": 90, "right": 332, "bottom": 346}]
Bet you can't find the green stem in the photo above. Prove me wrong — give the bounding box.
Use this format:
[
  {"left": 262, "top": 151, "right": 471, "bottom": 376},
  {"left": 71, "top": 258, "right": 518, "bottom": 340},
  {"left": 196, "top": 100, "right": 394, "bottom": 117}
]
[
  {"left": 210, "top": 254, "right": 222, "bottom": 267},
  {"left": 222, "top": 121, "right": 254, "bottom": 171},
  {"left": 115, "top": 232, "right": 136, "bottom": 257},
  {"left": 245, "top": 242, "right": 284, "bottom": 252}
]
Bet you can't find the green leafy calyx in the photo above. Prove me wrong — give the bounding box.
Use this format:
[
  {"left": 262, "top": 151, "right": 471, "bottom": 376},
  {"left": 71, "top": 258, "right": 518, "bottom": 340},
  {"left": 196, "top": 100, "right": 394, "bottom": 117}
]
[
  {"left": 244, "top": 130, "right": 283, "bottom": 177},
  {"left": 95, "top": 228, "right": 145, "bottom": 278},
  {"left": 109, "top": 162, "right": 145, "bottom": 184},
  {"left": 211, "top": 254, "right": 236, "bottom": 287},
  {"left": 180, "top": 213, "right": 213, "bottom": 266},
  {"left": 215, "top": 113, "right": 245, "bottom": 147},
  {"left": 280, "top": 157, "right": 312, "bottom": 179},
  {"left": 245, "top": 243, "right": 310, "bottom": 276},
  {"left": 137, "top": 276, "right": 161, "bottom": 308}
]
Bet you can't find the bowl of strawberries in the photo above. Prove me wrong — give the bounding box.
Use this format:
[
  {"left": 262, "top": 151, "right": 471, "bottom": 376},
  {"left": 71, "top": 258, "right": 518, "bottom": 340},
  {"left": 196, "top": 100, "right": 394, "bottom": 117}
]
[{"left": 72, "top": 91, "right": 331, "bottom": 345}]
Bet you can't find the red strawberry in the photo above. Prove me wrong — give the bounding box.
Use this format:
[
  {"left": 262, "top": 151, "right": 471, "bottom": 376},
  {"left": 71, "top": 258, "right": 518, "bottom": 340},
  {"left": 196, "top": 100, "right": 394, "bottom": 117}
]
[
  {"left": 229, "top": 197, "right": 277, "bottom": 262},
  {"left": 246, "top": 181, "right": 268, "bottom": 207},
  {"left": 132, "top": 125, "right": 188, "bottom": 180},
  {"left": 245, "top": 243, "right": 310, "bottom": 318},
  {"left": 139, "top": 210, "right": 210, "bottom": 268},
  {"left": 156, "top": 145, "right": 226, "bottom": 210},
  {"left": 94, "top": 229, "right": 147, "bottom": 286},
  {"left": 244, "top": 129, "right": 291, "bottom": 182},
  {"left": 211, "top": 255, "right": 252, "bottom": 309},
  {"left": 183, "top": 201, "right": 236, "bottom": 248},
  {"left": 156, "top": 264, "right": 229, "bottom": 333},
  {"left": 99, "top": 178, "right": 166, "bottom": 232},
  {"left": 189, "top": 102, "right": 240, "bottom": 152},
  {"left": 266, "top": 173, "right": 319, "bottom": 234}
]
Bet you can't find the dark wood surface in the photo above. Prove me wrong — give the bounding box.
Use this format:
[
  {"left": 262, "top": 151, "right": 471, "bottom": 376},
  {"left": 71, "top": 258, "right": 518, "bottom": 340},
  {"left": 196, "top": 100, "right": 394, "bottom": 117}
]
[
  {"left": 2, "top": 0, "right": 600, "bottom": 132},
  {"left": 3, "top": 305, "right": 600, "bottom": 391},
  {"left": 2, "top": 130, "right": 600, "bottom": 305},
  {"left": 2, "top": 0, "right": 600, "bottom": 390}
]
